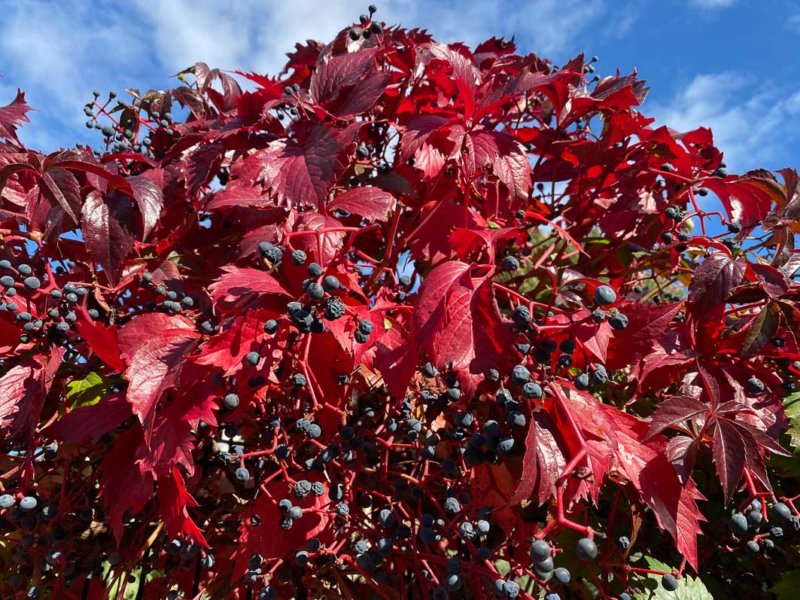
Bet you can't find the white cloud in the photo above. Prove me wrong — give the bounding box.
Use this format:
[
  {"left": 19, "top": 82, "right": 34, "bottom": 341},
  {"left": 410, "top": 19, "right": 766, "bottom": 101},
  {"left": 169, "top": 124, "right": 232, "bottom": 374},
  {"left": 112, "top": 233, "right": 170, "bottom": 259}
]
[
  {"left": 649, "top": 72, "right": 800, "bottom": 171},
  {"left": 687, "top": 0, "right": 736, "bottom": 8},
  {"left": 789, "top": 9, "right": 800, "bottom": 32},
  {"left": 0, "top": 0, "right": 613, "bottom": 150}
]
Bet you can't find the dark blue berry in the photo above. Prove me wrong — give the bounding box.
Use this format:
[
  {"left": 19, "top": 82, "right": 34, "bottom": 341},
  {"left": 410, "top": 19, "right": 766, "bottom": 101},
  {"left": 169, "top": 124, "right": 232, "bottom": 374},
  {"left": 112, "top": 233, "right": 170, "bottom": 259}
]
[
  {"left": 594, "top": 285, "right": 616, "bottom": 306},
  {"left": 729, "top": 512, "right": 748, "bottom": 535},
  {"left": 223, "top": 393, "right": 239, "bottom": 410},
  {"left": 307, "top": 282, "right": 325, "bottom": 299},
  {"left": 746, "top": 376, "right": 764, "bottom": 394},
  {"left": 609, "top": 313, "right": 628, "bottom": 330},
  {"left": 497, "top": 436, "right": 515, "bottom": 453},
  {"left": 662, "top": 573, "right": 678, "bottom": 591},
  {"left": 19, "top": 496, "right": 37, "bottom": 511},
  {"left": 443, "top": 497, "right": 461, "bottom": 515},
  {"left": 502, "top": 256, "right": 520, "bottom": 271},
  {"left": 553, "top": 567, "right": 570, "bottom": 584},
  {"left": 576, "top": 537, "right": 597, "bottom": 560},
  {"left": 323, "top": 275, "right": 340, "bottom": 291},
  {"left": 530, "top": 540, "right": 550, "bottom": 562},
  {"left": 511, "top": 364, "right": 530, "bottom": 385},
  {"left": 522, "top": 382, "right": 543, "bottom": 399},
  {"left": 773, "top": 502, "right": 792, "bottom": 521}
]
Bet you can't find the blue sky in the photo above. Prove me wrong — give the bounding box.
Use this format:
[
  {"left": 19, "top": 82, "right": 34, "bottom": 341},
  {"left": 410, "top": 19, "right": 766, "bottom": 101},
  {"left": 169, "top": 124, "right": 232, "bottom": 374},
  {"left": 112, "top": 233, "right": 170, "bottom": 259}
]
[{"left": 1, "top": 0, "right": 799, "bottom": 175}]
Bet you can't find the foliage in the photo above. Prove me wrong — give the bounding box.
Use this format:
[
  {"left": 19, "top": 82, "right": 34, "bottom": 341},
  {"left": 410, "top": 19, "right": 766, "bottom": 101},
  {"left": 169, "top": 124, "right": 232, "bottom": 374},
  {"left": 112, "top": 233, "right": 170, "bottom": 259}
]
[{"left": 0, "top": 6, "right": 799, "bottom": 599}]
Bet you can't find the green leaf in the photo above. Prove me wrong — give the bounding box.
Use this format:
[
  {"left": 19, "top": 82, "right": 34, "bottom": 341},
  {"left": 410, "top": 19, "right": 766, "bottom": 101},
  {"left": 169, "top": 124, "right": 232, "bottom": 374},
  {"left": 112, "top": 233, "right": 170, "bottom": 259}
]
[
  {"left": 783, "top": 392, "right": 800, "bottom": 450},
  {"left": 66, "top": 371, "right": 107, "bottom": 408},
  {"left": 493, "top": 559, "right": 511, "bottom": 576},
  {"left": 634, "top": 557, "right": 712, "bottom": 600},
  {"left": 383, "top": 317, "right": 392, "bottom": 330},
  {"left": 774, "top": 569, "right": 800, "bottom": 599},
  {"left": 488, "top": 221, "right": 500, "bottom": 229},
  {"left": 770, "top": 395, "right": 800, "bottom": 476}
]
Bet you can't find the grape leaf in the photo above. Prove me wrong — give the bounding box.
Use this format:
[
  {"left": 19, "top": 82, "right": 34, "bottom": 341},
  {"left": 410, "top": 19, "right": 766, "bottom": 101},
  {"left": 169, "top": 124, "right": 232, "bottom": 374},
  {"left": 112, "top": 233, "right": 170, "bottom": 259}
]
[
  {"left": 783, "top": 392, "right": 800, "bottom": 450},
  {"left": 208, "top": 266, "right": 291, "bottom": 305},
  {"left": 46, "top": 393, "right": 131, "bottom": 445},
  {"left": 646, "top": 396, "right": 708, "bottom": 439},
  {"left": 156, "top": 467, "right": 208, "bottom": 548},
  {"left": 75, "top": 319, "right": 125, "bottom": 372},
  {"left": 553, "top": 385, "right": 705, "bottom": 569},
  {"left": 688, "top": 252, "right": 745, "bottom": 314},
  {"left": 328, "top": 186, "right": 394, "bottom": 222},
  {"left": 66, "top": 371, "right": 107, "bottom": 408},
  {"left": 634, "top": 556, "right": 712, "bottom": 599},
  {"left": 0, "top": 89, "right": 31, "bottom": 144},
  {"left": 0, "top": 348, "right": 62, "bottom": 442},
  {"left": 413, "top": 260, "right": 513, "bottom": 392},
  {"left": 260, "top": 124, "right": 341, "bottom": 209},
  {"left": 81, "top": 189, "right": 135, "bottom": 285},
  {"left": 117, "top": 313, "right": 201, "bottom": 431}
]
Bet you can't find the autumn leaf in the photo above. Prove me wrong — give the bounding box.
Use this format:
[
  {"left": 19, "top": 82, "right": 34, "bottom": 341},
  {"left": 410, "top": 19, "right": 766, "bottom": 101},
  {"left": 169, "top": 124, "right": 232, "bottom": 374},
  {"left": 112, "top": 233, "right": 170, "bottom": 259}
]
[
  {"left": 0, "top": 89, "right": 31, "bottom": 144},
  {"left": 117, "top": 313, "right": 201, "bottom": 431}
]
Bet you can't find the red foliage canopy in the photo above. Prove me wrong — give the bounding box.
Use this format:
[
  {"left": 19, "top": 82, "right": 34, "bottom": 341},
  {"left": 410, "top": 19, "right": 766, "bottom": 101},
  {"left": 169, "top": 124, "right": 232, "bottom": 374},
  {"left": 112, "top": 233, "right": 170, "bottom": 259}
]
[{"left": 0, "top": 11, "right": 799, "bottom": 599}]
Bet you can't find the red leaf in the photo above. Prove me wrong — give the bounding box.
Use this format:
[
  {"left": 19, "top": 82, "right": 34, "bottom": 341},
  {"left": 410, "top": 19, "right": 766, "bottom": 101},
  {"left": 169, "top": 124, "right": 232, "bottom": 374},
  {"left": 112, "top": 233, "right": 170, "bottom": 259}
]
[
  {"left": 464, "top": 128, "right": 531, "bottom": 203},
  {"left": 0, "top": 89, "right": 31, "bottom": 144},
  {"left": 40, "top": 167, "right": 81, "bottom": 224},
  {"left": 0, "top": 348, "right": 62, "bottom": 443},
  {"left": 374, "top": 324, "right": 418, "bottom": 402},
  {"left": 98, "top": 426, "right": 155, "bottom": 543},
  {"left": 206, "top": 185, "right": 271, "bottom": 211},
  {"left": 260, "top": 124, "right": 341, "bottom": 209},
  {"left": 688, "top": 252, "right": 745, "bottom": 314},
  {"left": 712, "top": 419, "right": 747, "bottom": 503},
  {"left": 81, "top": 189, "right": 135, "bottom": 285},
  {"left": 156, "top": 467, "right": 208, "bottom": 548},
  {"left": 575, "top": 317, "right": 612, "bottom": 364},
  {"left": 666, "top": 435, "right": 699, "bottom": 484},
  {"left": 236, "top": 477, "right": 331, "bottom": 575},
  {"left": 553, "top": 385, "right": 705, "bottom": 568},
  {"left": 510, "top": 410, "right": 566, "bottom": 506},
  {"left": 702, "top": 175, "right": 779, "bottom": 229},
  {"left": 46, "top": 394, "right": 131, "bottom": 445},
  {"left": 194, "top": 310, "right": 281, "bottom": 376},
  {"left": 117, "top": 313, "right": 201, "bottom": 429},
  {"left": 328, "top": 186, "right": 394, "bottom": 223},
  {"left": 749, "top": 263, "right": 790, "bottom": 298},
  {"left": 310, "top": 47, "right": 388, "bottom": 117},
  {"left": 126, "top": 175, "right": 163, "bottom": 239},
  {"left": 208, "top": 266, "right": 291, "bottom": 305},
  {"left": 607, "top": 302, "right": 682, "bottom": 370},
  {"left": 290, "top": 213, "right": 346, "bottom": 267},
  {"left": 413, "top": 261, "right": 513, "bottom": 391},
  {"left": 741, "top": 302, "right": 780, "bottom": 357},
  {"left": 75, "top": 319, "right": 125, "bottom": 372},
  {"left": 646, "top": 396, "right": 708, "bottom": 439},
  {"left": 0, "top": 363, "right": 40, "bottom": 439}
]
